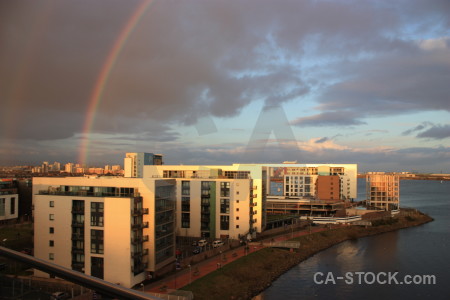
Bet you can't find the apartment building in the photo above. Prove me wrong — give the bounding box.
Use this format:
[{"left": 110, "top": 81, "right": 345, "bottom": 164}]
[
  {"left": 0, "top": 179, "right": 19, "bottom": 223},
  {"left": 366, "top": 173, "right": 400, "bottom": 211},
  {"left": 33, "top": 176, "right": 176, "bottom": 288},
  {"left": 124, "top": 152, "right": 163, "bottom": 178}
]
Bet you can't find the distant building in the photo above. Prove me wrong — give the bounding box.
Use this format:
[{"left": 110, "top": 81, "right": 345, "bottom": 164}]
[
  {"left": 366, "top": 173, "right": 399, "bottom": 210},
  {"left": 124, "top": 153, "right": 163, "bottom": 178},
  {"left": 0, "top": 179, "right": 19, "bottom": 223},
  {"left": 315, "top": 175, "right": 340, "bottom": 201},
  {"left": 65, "top": 163, "right": 74, "bottom": 173}
]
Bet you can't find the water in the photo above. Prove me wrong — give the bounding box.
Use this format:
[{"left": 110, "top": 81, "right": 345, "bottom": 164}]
[{"left": 260, "top": 179, "right": 450, "bottom": 300}]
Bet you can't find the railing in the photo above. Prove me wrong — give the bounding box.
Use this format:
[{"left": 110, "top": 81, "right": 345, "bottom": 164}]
[
  {"left": 38, "top": 190, "right": 140, "bottom": 198},
  {"left": 71, "top": 221, "right": 84, "bottom": 227},
  {"left": 132, "top": 208, "right": 149, "bottom": 215},
  {"left": 71, "top": 248, "right": 84, "bottom": 254},
  {"left": 72, "top": 234, "right": 84, "bottom": 240}
]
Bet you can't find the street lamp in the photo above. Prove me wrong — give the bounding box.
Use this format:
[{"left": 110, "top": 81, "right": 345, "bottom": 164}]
[{"left": 140, "top": 283, "right": 144, "bottom": 292}]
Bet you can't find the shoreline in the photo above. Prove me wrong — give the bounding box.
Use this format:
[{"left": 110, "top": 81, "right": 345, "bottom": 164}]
[{"left": 181, "top": 209, "right": 433, "bottom": 300}]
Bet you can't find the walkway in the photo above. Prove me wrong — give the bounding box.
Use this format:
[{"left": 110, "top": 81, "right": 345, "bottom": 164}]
[{"left": 144, "top": 225, "right": 329, "bottom": 294}]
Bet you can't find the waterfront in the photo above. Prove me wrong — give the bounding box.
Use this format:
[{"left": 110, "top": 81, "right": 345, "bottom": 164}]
[{"left": 260, "top": 179, "right": 450, "bottom": 299}]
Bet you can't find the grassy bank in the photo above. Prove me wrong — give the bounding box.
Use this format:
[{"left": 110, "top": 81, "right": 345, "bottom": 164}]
[{"left": 181, "top": 210, "right": 433, "bottom": 300}]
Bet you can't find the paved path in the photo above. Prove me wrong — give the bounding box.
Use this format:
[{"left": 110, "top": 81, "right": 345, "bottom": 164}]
[{"left": 144, "top": 225, "right": 331, "bottom": 294}]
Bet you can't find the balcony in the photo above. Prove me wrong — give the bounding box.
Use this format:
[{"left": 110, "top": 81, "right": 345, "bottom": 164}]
[
  {"left": 71, "top": 221, "right": 84, "bottom": 227},
  {"left": 71, "top": 261, "right": 84, "bottom": 268},
  {"left": 251, "top": 194, "right": 257, "bottom": 198},
  {"left": 131, "top": 235, "right": 149, "bottom": 244},
  {"left": 251, "top": 186, "right": 257, "bottom": 190},
  {"left": 250, "top": 202, "right": 257, "bottom": 207},
  {"left": 72, "top": 234, "right": 84, "bottom": 240},
  {"left": 38, "top": 190, "right": 141, "bottom": 198},
  {"left": 71, "top": 248, "right": 84, "bottom": 254}
]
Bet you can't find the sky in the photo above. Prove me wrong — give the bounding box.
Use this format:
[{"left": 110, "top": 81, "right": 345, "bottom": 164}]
[{"left": 0, "top": 0, "right": 449, "bottom": 172}]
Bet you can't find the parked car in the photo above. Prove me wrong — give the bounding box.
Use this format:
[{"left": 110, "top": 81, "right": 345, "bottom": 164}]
[
  {"left": 212, "top": 240, "right": 224, "bottom": 248},
  {"left": 191, "top": 240, "right": 198, "bottom": 246},
  {"left": 197, "top": 239, "right": 208, "bottom": 247},
  {"left": 192, "top": 247, "right": 202, "bottom": 254}
]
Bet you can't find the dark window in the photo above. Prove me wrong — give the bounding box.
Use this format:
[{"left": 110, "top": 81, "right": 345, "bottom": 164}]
[
  {"left": 181, "top": 213, "right": 190, "bottom": 228},
  {"left": 182, "top": 181, "right": 190, "bottom": 196},
  {"left": 181, "top": 197, "right": 190, "bottom": 211},
  {"left": 220, "top": 215, "right": 229, "bottom": 230},
  {"left": 49, "top": 200, "right": 54, "bottom": 207},
  {"left": 91, "top": 230, "right": 104, "bottom": 254},
  {"left": 90, "top": 202, "right": 104, "bottom": 227},
  {"left": 49, "top": 240, "right": 54, "bottom": 247},
  {"left": 220, "top": 199, "right": 230, "bottom": 214},
  {"left": 49, "top": 227, "right": 54, "bottom": 234},
  {"left": 220, "top": 182, "right": 230, "bottom": 197},
  {"left": 10, "top": 198, "right": 15, "bottom": 214},
  {"left": 91, "top": 257, "right": 104, "bottom": 279}
]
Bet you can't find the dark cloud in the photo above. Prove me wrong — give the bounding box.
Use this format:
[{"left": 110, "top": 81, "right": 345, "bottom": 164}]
[
  {"left": 417, "top": 124, "right": 450, "bottom": 139},
  {"left": 291, "top": 111, "right": 366, "bottom": 127},
  {"left": 402, "top": 122, "right": 434, "bottom": 136},
  {"left": 315, "top": 137, "right": 329, "bottom": 143}
]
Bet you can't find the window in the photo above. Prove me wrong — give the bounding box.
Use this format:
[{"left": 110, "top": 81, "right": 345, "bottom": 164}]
[
  {"left": 49, "top": 227, "right": 54, "bottom": 234},
  {"left": 236, "top": 208, "right": 239, "bottom": 212},
  {"left": 49, "top": 214, "right": 54, "bottom": 220},
  {"left": 236, "top": 225, "right": 240, "bottom": 229},
  {"left": 49, "top": 240, "right": 54, "bottom": 247},
  {"left": 236, "top": 200, "right": 239, "bottom": 204},
  {"left": 236, "top": 216, "right": 239, "bottom": 220},
  {"left": 220, "top": 199, "right": 230, "bottom": 214},
  {"left": 49, "top": 253, "right": 54, "bottom": 260},
  {"left": 10, "top": 198, "right": 15, "bottom": 214},
  {"left": 181, "top": 213, "right": 190, "bottom": 228},
  {"left": 220, "top": 215, "right": 229, "bottom": 230},
  {"left": 181, "top": 197, "right": 190, "bottom": 212},
  {"left": 182, "top": 181, "right": 190, "bottom": 195},
  {"left": 49, "top": 201, "right": 54, "bottom": 207},
  {"left": 0, "top": 198, "right": 5, "bottom": 216},
  {"left": 91, "top": 230, "right": 104, "bottom": 254},
  {"left": 90, "top": 202, "right": 104, "bottom": 227},
  {"left": 220, "top": 182, "right": 230, "bottom": 197}
]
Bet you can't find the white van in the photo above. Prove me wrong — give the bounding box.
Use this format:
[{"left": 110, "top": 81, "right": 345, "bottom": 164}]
[
  {"left": 197, "top": 239, "right": 208, "bottom": 247},
  {"left": 212, "top": 240, "right": 224, "bottom": 248}
]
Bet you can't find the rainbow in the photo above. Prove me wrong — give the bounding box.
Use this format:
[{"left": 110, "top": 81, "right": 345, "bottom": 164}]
[{"left": 78, "top": 0, "right": 153, "bottom": 165}]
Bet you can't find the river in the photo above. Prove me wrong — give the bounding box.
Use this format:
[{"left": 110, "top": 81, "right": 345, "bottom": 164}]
[{"left": 259, "top": 179, "right": 450, "bottom": 299}]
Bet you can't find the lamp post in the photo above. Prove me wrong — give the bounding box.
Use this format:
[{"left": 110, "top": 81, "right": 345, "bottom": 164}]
[{"left": 140, "top": 283, "right": 144, "bottom": 292}]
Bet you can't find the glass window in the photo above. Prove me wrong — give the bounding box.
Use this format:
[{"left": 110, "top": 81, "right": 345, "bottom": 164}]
[
  {"left": 49, "top": 214, "right": 54, "bottom": 220},
  {"left": 49, "top": 240, "right": 54, "bottom": 247},
  {"left": 49, "top": 253, "right": 54, "bottom": 260},
  {"left": 49, "top": 227, "right": 54, "bottom": 234},
  {"left": 49, "top": 201, "right": 54, "bottom": 207}
]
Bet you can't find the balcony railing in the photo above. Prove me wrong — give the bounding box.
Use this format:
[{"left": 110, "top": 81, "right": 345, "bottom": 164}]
[
  {"left": 131, "top": 235, "right": 149, "bottom": 243},
  {"left": 72, "top": 234, "right": 84, "bottom": 240},
  {"left": 132, "top": 208, "right": 149, "bottom": 215},
  {"left": 71, "top": 248, "right": 84, "bottom": 254},
  {"left": 71, "top": 221, "right": 84, "bottom": 227},
  {"left": 38, "top": 190, "right": 140, "bottom": 198}
]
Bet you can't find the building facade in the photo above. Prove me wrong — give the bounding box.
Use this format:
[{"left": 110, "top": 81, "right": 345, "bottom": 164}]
[
  {"left": 124, "top": 153, "right": 163, "bottom": 178},
  {"left": 0, "top": 179, "right": 19, "bottom": 223},
  {"left": 33, "top": 176, "right": 176, "bottom": 288},
  {"left": 366, "top": 173, "right": 400, "bottom": 210}
]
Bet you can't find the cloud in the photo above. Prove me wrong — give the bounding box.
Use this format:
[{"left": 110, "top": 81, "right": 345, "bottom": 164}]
[
  {"left": 402, "top": 121, "right": 434, "bottom": 136},
  {"left": 417, "top": 124, "right": 450, "bottom": 139},
  {"left": 315, "top": 137, "right": 329, "bottom": 143},
  {"left": 291, "top": 111, "right": 366, "bottom": 127}
]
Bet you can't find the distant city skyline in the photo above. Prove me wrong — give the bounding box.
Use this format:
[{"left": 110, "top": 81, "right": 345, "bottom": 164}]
[{"left": 1, "top": 0, "right": 449, "bottom": 172}]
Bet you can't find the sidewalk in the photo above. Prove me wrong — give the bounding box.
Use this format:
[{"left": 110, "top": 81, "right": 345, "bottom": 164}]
[{"left": 144, "top": 225, "right": 329, "bottom": 294}]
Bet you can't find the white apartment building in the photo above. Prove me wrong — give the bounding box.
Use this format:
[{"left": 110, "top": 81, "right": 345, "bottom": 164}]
[
  {"left": 33, "top": 176, "right": 176, "bottom": 288},
  {"left": 0, "top": 179, "right": 19, "bottom": 223},
  {"left": 124, "top": 152, "right": 163, "bottom": 178},
  {"left": 138, "top": 162, "right": 357, "bottom": 232}
]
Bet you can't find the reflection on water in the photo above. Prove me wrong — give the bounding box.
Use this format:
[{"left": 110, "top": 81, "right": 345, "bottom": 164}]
[{"left": 259, "top": 180, "right": 450, "bottom": 300}]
